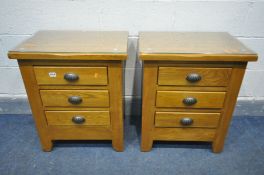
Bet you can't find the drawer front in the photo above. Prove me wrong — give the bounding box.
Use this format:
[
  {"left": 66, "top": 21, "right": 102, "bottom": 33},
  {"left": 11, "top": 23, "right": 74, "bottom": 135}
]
[
  {"left": 155, "top": 112, "right": 220, "bottom": 128},
  {"left": 34, "top": 66, "right": 108, "bottom": 85},
  {"left": 40, "top": 90, "right": 109, "bottom": 107},
  {"left": 153, "top": 128, "right": 216, "bottom": 141},
  {"left": 156, "top": 91, "right": 226, "bottom": 108},
  {"left": 158, "top": 67, "right": 231, "bottom": 86},
  {"left": 45, "top": 111, "right": 110, "bottom": 126}
]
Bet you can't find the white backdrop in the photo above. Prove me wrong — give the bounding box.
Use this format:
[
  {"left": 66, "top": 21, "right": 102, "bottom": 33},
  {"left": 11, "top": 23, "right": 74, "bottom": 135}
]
[{"left": 0, "top": 0, "right": 263, "bottom": 100}]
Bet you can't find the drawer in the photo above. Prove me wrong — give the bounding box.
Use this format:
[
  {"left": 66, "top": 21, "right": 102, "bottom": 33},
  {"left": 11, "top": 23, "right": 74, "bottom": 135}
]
[
  {"left": 158, "top": 67, "right": 231, "bottom": 86},
  {"left": 156, "top": 91, "right": 226, "bottom": 108},
  {"left": 153, "top": 128, "right": 216, "bottom": 141},
  {"left": 34, "top": 66, "right": 108, "bottom": 85},
  {"left": 45, "top": 111, "right": 110, "bottom": 126},
  {"left": 155, "top": 112, "right": 220, "bottom": 128},
  {"left": 40, "top": 90, "right": 109, "bottom": 107}
]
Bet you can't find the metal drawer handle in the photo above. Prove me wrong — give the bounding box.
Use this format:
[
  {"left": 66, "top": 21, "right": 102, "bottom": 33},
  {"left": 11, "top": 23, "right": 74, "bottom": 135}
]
[
  {"left": 180, "top": 118, "right": 193, "bottom": 126},
  {"left": 64, "top": 73, "right": 79, "bottom": 82},
  {"left": 72, "top": 115, "right": 85, "bottom": 124},
  {"left": 68, "top": 96, "right": 82, "bottom": 104},
  {"left": 182, "top": 97, "right": 197, "bottom": 106},
  {"left": 186, "top": 73, "right": 201, "bottom": 83}
]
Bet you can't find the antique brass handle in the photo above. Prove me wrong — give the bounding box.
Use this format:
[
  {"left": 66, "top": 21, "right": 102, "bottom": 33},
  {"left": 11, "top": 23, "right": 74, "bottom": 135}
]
[
  {"left": 72, "top": 115, "right": 85, "bottom": 124},
  {"left": 180, "top": 118, "right": 193, "bottom": 126},
  {"left": 64, "top": 73, "right": 79, "bottom": 82},
  {"left": 68, "top": 96, "right": 82, "bottom": 104},
  {"left": 186, "top": 73, "right": 201, "bottom": 83},
  {"left": 182, "top": 97, "right": 197, "bottom": 106}
]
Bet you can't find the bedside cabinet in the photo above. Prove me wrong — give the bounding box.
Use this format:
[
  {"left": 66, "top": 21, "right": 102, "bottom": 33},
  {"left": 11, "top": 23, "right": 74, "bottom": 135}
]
[
  {"left": 8, "top": 31, "right": 128, "bottom": 152},
  {"left": 139, "top": 32, "right": 258, "bottom": 153}
]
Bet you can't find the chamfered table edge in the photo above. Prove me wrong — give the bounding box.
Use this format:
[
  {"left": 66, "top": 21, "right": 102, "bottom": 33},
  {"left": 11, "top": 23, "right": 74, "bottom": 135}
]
[
  {"left": 139, "top": 53, "right": 258, "bottom": 62},
  {"left": 8, "top": 51, "right": 128, "bottom": 60}
]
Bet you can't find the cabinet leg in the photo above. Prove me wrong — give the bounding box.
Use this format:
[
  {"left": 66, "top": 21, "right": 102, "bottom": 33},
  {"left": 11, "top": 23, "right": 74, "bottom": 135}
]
[
  {"left": 140, "top": 63, "right": 157, "bottom": 152},
  {"left": 112, "top": 138, "right": 124, "bottom": 152},
  {"left": 109, "top": 62, "right": 124, "bottom": 152},
  {"left": 141, "top": 137, "right": 153, "bottom": 152},
  {"left": 40, "top": 139, "right": 53, "bottom": 152},
  {"left": 212, "top": 140, "right": 224, "bottom": 153}
]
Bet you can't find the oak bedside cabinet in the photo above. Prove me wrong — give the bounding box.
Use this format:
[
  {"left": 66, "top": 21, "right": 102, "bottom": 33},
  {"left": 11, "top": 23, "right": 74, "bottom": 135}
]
[
  {"left": 139, "top": 32, "right": 257, "bottom": 153},
  {"left": 8, "top": 31, "right": 128, "bottom": 152}
]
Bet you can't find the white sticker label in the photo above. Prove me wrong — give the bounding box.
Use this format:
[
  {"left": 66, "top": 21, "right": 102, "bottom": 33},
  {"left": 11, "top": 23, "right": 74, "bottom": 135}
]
[{"left": 48, "top": 72, "right": 56, "bottom": 78}]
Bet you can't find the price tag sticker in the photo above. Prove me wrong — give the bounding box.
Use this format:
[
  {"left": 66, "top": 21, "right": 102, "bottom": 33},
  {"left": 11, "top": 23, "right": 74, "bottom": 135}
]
[{"left": 48, "top": 72, "right": 56, "bottom": 78}]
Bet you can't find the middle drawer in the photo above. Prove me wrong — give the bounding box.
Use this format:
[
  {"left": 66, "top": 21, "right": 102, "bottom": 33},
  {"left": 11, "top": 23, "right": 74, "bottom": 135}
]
[
  {"left": 40, "top": 90, "right": 109, "bottom": 107},
  {"left": 158, "top": 67, "right": 231, "bottom": 86},
  {"left": 156, "top": 91, "right": 226, "bottom": 108}
]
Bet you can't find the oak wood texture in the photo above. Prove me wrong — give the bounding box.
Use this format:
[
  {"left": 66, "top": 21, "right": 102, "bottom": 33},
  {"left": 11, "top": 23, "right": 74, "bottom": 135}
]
[
  {"left": 156, "top": 91, "right": 226, "bottom": 108},
  {"left": 156, "top": 108, "right": 222, "bottom": 113},
  {"left": 139, "top": 32, "right": 257, "bottom": 61},
  {"left": 18, "top": 61, "right": 53, "bottom": 151},
  {"left": 141, "top": 63, "right": 158, "bottom": 151},
  {"left": 39, "top": 85, "right": 109, "bottom": 90},
  {"left": 158, "top": 67, "right": 231, "bottom": 86},
  {"left": 153, "top": 128, "right": 216, "bottom": 141},
  {"left": 140, "top": 32, "right": 257, "bottom": 153},
  {"left": 45, "top": 111, "right": 110, "bottom": 126},
  {"left": 212, "top": 66, "right": 246, "bottom": 153},
  {"left": 157, "top": 86, "right": 227, "bottom": 92},
  {"left": 34, "top": 66, "right": 108, "bottom": 85},
  {"left": 40, "top": 90, "right": 109, "bottom": 107},
  {"left": 155, "top": 112, "right": 220, "bottom": 128},
  {"left": 48, "top": 127, "right": 112, "bottom": 140},
  {"left": 8, "top": 31, "right": 128, "bottom": 60},
  {"left": 108, "top": 62, "right": 124, "bottom": 151},
  {"left": 9, "top": 31, "right": 127, "bottom": 152},
  {"left": 153, "top": 128, "right": 215, "bottom": 142},
  {"left": 43, "top": 107, "right": 110, "bottom": 111}
]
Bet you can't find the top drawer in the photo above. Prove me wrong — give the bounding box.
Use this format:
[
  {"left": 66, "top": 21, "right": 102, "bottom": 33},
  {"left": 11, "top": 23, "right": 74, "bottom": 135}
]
[
  {"left": 34, "top": 66, "right": 108, "bottom": 85},
  {"left": 158, "top": 67, "right": 231, "bottom": 87}
]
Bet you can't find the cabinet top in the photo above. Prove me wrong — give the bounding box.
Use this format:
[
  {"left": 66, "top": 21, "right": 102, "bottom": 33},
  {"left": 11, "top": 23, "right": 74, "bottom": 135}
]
[
  {"left": 139, "top": 32, "right": 257, "bottom": 62},
  {"left": 8, "top": 31, "right": 128, "bottom": 60}
]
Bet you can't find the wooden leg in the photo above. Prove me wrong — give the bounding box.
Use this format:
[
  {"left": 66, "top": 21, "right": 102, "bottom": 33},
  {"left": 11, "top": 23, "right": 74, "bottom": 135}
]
[
  {"left": 141, "top": 134, "right": 153, "bottom": 152},
  {"left": 109, "top": 62, "right": 124, "bottom": 152},
  {"left": 112, "top": 134, "right": 124, "bottom": 152},
  {"left": 141, "top": 63, "right": 158, "bottom": 152},
  {"left": 41, "top": 139, "right": 53, "bottom": 152},
  {"left": 212, "top": 141, "right": 224, "bottom": 153},
  {"left": 111, "top": 107, "right": 124, "bottom": 152}
]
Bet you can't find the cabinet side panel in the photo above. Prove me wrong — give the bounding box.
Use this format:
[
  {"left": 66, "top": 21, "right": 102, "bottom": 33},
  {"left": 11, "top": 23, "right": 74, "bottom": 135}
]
[
  {"left": 141, "top": 62, "right": 158, "bottom": 151},
  {"left": 18, "top": 60, "right": 53, "bottom": 151},
  {"left": 213, "top": 64, "right": 247, "bottom": 153},
  {"left": 108, "top": 61, "right": 124, "bottom": 151}
]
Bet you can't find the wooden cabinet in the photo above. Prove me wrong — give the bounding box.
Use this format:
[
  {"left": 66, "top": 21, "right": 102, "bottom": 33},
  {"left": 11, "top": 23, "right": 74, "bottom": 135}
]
[
  {"left": 8, "top": 31, "right": 128, "bottom": 152},
  {"left": 139, "top": 32, "right": 258, "bottom": 153}
]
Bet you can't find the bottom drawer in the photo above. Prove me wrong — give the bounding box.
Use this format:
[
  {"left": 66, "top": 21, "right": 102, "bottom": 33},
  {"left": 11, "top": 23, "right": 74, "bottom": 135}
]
[
  {"left": 155, "top": 112, "right": 220, "bottom": 128},
  {"left": 153, "top": 127, "right": 216, "bottom": 141},
  {"left": 45, "top": 111, "right": 110, "bottom": 126}
]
